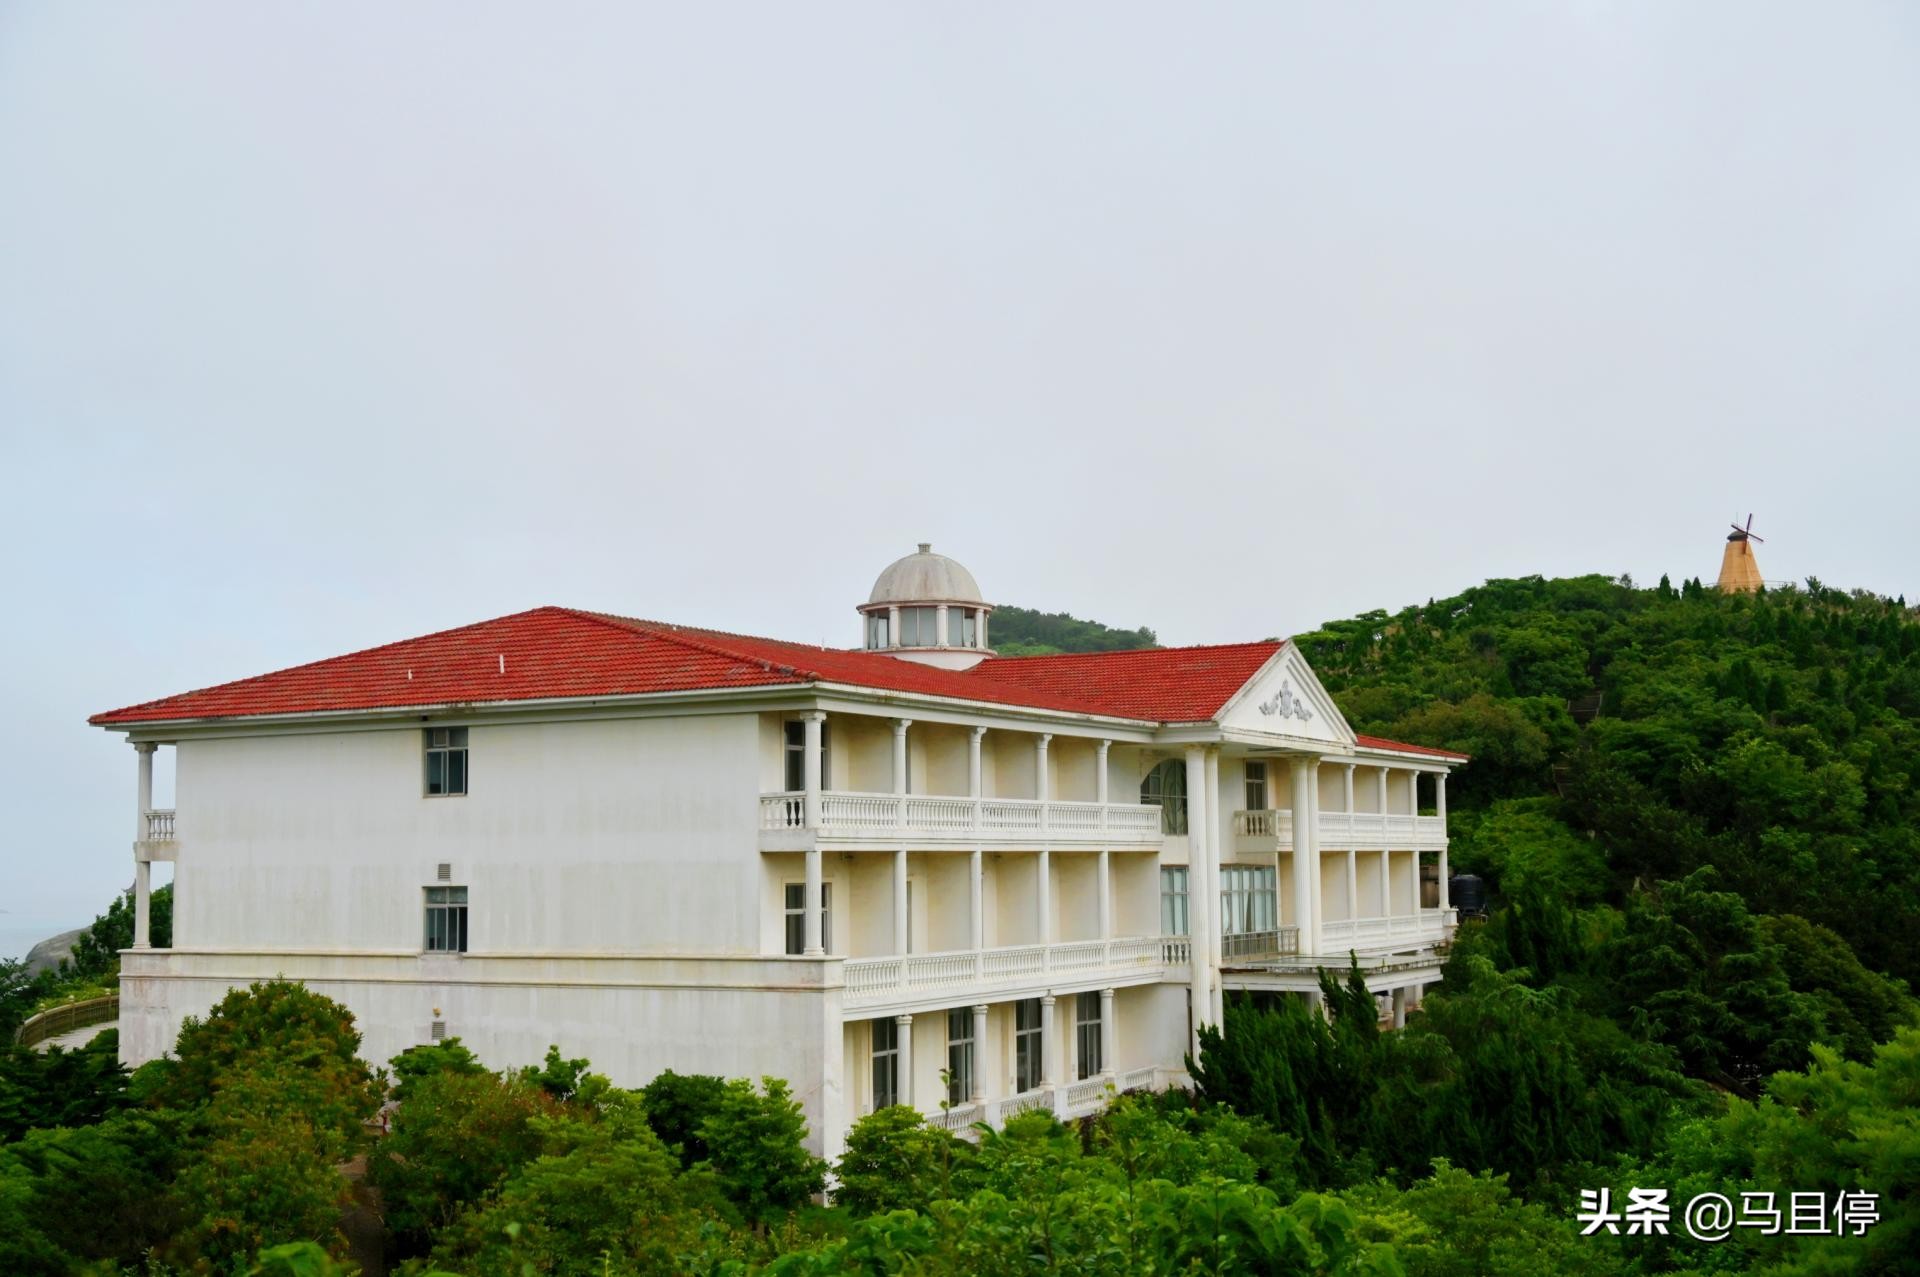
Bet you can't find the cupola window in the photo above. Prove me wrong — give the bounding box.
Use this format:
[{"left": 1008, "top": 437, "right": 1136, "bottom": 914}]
[
  {"left": 865, "top": 613, "right": 890, "bottom": 650},
  {"left": 948, "top": 608, "right": 977, "bottom": 647},
  {"left": 897, "top": 607, "right": 940, "bottom": 646}
]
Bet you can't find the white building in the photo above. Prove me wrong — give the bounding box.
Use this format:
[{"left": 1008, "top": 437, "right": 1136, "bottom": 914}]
[{"left": 94, "top": 545, "right": 1464, "bottom": 1157}]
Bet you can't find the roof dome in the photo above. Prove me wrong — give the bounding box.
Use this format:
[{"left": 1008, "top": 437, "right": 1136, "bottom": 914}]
[{"left": 866, "top": 543, "right": 985, "bottom": 607}]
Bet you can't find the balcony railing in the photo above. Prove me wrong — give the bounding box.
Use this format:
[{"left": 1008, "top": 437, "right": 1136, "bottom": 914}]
[
  {"left": 927, "top": 1071, "right": 1165, "bottom": 1133},
  {"left": 843, "top": 936, "right": 1174, "bottom": 1007},
  {"left": 1221, "top": 927, "right": 1299, "bottom": 963},
  {"left": 143, "top": 809, "right": 176, "bottom": 842},
  {"left": 1320, "top": 910, "right": 1455, "bottom": 953},
  {"left": 1233, "top": 809, "right": 1446, "bottom": 851},
  {"left": 760, "top": 791, "right": 1165, "bottom": 846}
]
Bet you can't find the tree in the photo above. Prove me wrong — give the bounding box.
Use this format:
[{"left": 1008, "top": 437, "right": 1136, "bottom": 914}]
[
  {"left": 428, "top": 1097, "right": 734, "bottom": 1275},
  {"left": 640, "top": 1068, "right": 731, "bottom": 1168},
  {"left": 368, "top": 1068, "right": 558, "bottom": 1255},
  {"left": 163, "top": 980, "right": 379, "bottom": 1147},
  {"left": 696, "top": 1076, "right": 825, "bottom": 1221},
  {"left": 835, "top": 1105, "right": 970, "bottom": 1217}
]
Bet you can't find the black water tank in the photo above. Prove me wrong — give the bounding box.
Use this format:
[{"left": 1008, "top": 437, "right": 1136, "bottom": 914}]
[{"left": 1449, "top": 874, "right": 1487, "bottom": 917}]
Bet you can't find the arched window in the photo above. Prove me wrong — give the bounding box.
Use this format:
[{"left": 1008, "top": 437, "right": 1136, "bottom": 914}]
[{"left": 1141, "top": 758, "right": 1188, "bottom": 835}]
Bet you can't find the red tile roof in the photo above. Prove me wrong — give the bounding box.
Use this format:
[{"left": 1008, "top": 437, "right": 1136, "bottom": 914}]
[
  {"left": 1354, "top": 734, "right": 1471, "bottom": 761},
  {"left": 965, "top": 642, "right": 1284, "bottom": 723},
  {"left": 85, "top": 607, "right": 1466, "bottom": 762}
]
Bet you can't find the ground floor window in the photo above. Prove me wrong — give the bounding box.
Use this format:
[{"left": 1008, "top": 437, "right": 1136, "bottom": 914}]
[
  {"left": 1014, "top": 998, "right": 1043, "bottom": 1093},
  {"left": 946, "top": 1008, "right": 975, "bottom": 1105},
  {"left": 1220, "top": 865, "right": 1278, "bottom": 935},
  {"left": 783, "top": 881, "right": 833, "bottom": 954},
  {"left": 424, "top": 885, "right": 468, "bottom": 953},
  {"left": 1075, "top": 991, "right": 1103, "bottom": 1080},
  {"left": 1161, "top": 866, "right": 1189, "bottom": 936},
  {"left": 871, "top": 1017, "right": 899, "bottom": 1111}
]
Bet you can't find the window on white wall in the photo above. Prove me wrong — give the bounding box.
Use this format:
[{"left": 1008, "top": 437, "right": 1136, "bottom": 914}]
[
  {"left": 866, "top": 612, "right": 890, "bottom": 649},
  {"left": 424, "top": 885, "right": 468, "bottom": 952},
  {"left": 1014, "top": 998, "right": 1043, "bottom": 1093},
  {"left": 1160, "top": 866, "right": 1190, "bottom": 936},
  {"left": 783, "top": 882, "right": 833, "bottom": 955},
  {"left": 946, "top": 1008, "right": 974, "bottom": 1105},
  {"left": 424, "top": 728, "right": 468, "bottom": 796},
  {"left": 871, "top": 1017, "right": 899, "bottom": 1111},
  {"left": 1141, "top": 759, "right": 1188, "bottom": 835},
  {"left": 1075, "top": 992, "right": 1103, "bottom": 1079},
  {"left": 783, "top": 720, "right": 831, "bottom": 792},
  {"left": 1219, "top": 865, "right": 1278, "bottom": 935},
  {"left": 1243, "top": 760, "right": 1268, "bottom": 811}
]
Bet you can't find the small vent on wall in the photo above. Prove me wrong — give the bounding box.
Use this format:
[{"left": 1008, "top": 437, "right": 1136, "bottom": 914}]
[
  {"left": 430, "top": 1020, "right": 447, "bottom": 1041},
  {"left": 436, "top": 863, "right": 452, "bottom": 882}
]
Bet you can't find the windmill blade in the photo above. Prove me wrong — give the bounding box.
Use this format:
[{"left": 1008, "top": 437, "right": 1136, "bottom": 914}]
[{"left": 1748, "top": 533, "right": 1765, "bottom": 543}]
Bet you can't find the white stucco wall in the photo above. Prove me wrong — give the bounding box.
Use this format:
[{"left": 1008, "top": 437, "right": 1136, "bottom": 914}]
[{"left": 175, "top": 713, "right": 764, "bottom": 956}]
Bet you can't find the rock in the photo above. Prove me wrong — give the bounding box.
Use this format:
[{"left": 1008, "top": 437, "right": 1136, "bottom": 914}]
[{"left": 22, "top": 927, "right": 86, "bottom": 978}]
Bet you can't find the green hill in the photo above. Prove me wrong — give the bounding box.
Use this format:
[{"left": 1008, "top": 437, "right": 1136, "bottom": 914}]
[
  {"left": 1293, "top": 573, "right": 1920, "bottom": 987},
  {"left": 988, "top": 605, "right": 1157, "bottom": 656}
]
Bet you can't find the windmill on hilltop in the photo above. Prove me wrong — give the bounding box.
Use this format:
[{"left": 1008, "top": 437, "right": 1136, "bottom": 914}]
[{"left": 1717, "top": 514, "right": 1766, "bottom": 593}]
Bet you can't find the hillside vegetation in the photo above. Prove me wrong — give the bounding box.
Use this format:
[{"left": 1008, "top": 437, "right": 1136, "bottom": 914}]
[
  {"left": 988, "top": 605, "right": 1158, "bottom": 656},
  {"left": 1293, "top": 573, "right": 1920, "bottom": 987}
]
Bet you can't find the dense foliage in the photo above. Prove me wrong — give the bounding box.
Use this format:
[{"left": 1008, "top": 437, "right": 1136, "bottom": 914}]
[
  {"left": 989, "top": 605, "right": 1158, "bottom": 656},
  {"left": 1294, "top": 574, "right": 1920, "bottom": 986}
]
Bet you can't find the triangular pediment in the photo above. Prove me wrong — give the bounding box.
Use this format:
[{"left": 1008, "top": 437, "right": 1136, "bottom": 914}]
[{"left": 1214, "top": 643, "right": 1356, "bottom": 747}]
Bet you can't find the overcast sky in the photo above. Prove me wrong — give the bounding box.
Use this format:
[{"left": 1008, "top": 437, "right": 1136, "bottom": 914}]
[{"left": 1, "top": 3, "right": 1915, "bottom": 945}]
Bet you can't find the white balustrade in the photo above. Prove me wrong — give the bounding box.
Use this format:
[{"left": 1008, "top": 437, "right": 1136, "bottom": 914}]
[
  {"left": 1117, "top": 1067, "right": 1158, "bottom": 1093},
  {"left": 143, "top": 809, "right": 176, "bottom": 842},
  {"left": 843, "top": 936, "right": 1184, "bottom": 1007},
  {"left": 1063, "top": 1077, "right": 1110, "bottom": 1113},
  {"left": 1232, "top": 809, "right": 1445, "bottom": 851},
  {"left": 996, "top": 1090, "right": 1053, "bottom": 1122},
  {"left": 932, "top": 1102, "right": 984, "bottom": 1132},
  {"left": 763, "top": 791, "right": 1162, "bottom": 844}
]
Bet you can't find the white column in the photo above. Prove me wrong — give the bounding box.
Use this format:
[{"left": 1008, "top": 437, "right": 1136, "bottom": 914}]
[
  {"left": 802, "top": 712, "right": 825, "bottom": 956},
  {"left": 1097, "top": 849, "right": 1112, "bottom": 939},
  {"left": 1306, "top": 761, "right": 1323, "bottom": 954},
  {"left": 1380, "top": 849, "right": 1392, "bottom": 918},
  {"left": 970, "top": 848, "right": 985, "bottom": 950},
  {"left": 894, "top": 849, "right": 909, "bottom": 954},
  {"left": 1346, "top": 849, "right": 1357, "bottom": 927},
  {"left": 887, "top": 604, "right": 901, "bottom": 646},
  {"left": 1376, "top": 766, "right": 1388, "bottom": 815},
  {"left": 892, "top": 718, "right": 911, "bottom": 828},
  {"left": 1289, "top": 760, "right": 1314, "bottom": 955},
  {"left": 1436, "top": 773, "right": 1450, "bottom": 911},
  {"left": 970, "top": 1004, "right": 989, "bottom": 1103},
  {"left": 1407, "top": 770, "right": 1421, "bottom": 815},
  {"left": 1100, "top": 987, "right": 1116, "bottom": 1079},
  {"left": 1095, "top": 740, "right": 1111, "bottom": 805},
  {"left": 892, "top": 719, "right": 911, "bottom": 793},
  {"left": 132, "top": 860, "right": 152, "bottom": 950},
  {"left": 1183, "top": 745, "right": 1211, "bottom": 1042},
  {"left": 1204, "top": 748, "right": 1224, "bottom": 1024},
  {"left": 978, "top": 610, "right": 989, "bottom": 649},
  {"left": 1035, "top": 733, "right": 1052, "bottom": 802},
  {"left": 1343, "top": 763, "right": 1355, "bottom": 813},
  {"left": 936, "top": 603, "right": 950, "bottom": 647},
  {"left": 1037, "top": 849, "right": 1053, "bottom": 945},
  {"left": 1039, "top": 994, "right": 1057, "bottom": 1086},
  {"left": 895, "top": 1014, "right": 914, "bottom": 1108},
  {"left": 969, "top": 726, "right": 986, "bottom": 829},
  {"left": 133, "top": 742, "right": 156, "bottom": 950},
  {"left": 1391, "top": 986, "right": 1408, "bottom": 1028}
]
